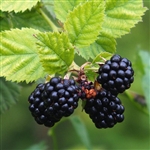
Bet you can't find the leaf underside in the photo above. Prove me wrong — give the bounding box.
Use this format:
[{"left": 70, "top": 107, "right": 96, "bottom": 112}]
[
  {"left": 0, "top": 28, "right": 45, "bottom": 83},
  {"left": 0, "top": 7, "right": 52, "bottom": 32}
]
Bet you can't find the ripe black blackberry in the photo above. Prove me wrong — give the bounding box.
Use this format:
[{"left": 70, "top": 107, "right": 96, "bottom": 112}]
[
  {"left": 97, "top": 54, "right": 134, "bottom": 95},
  {"left": 28, "top": 77, "right": 79, "bottom": 127},
  {"left": 84, "top": 89, "right": 125, "bottom": 129}
]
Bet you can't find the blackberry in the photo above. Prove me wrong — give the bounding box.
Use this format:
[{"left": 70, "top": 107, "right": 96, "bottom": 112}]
[
  {"left": 84, "top": 89, "right": 125, "bottom": 129},
  {"left": 28, "top": 77, "right": 79, "bottom": 127},
  {"left": 97, "top": 54, "right": 134, "bottom": 95}
]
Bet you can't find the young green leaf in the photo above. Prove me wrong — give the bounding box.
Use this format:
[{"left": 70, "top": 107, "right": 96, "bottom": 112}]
[
  {"left": 102, "top": 0, "right": 147, "bottom": 38},
  {"left": 36, "top": 32, "right": 74, "bottom": 75},
  {"left": 78, "top": 32, "right": 116, "bottom": 60},
  {"left": 64, "top": 0, "right": 105, "bottom": 48},
  {"left": 84, "top": 52, "right": 113, "bottom": 82},
  {"left": 0, "top": 28, "right": 45, "bottom": 83},
  {"left": 0, "top": 0, "right": 40, "bottom": 13},
  {"left": 0, "top": 77, "right": 21, "bottom": 114},
  {"left": 70, "top": 116, "right": 92, "bottom": 150},
  {"left": 54, "top": 0, "right": 86, "bottom": 23},
  {"left": 84, "top": 64, "right": 98, "bottom": 82},
  {"left": 92, "top": 52, "right": 113, "bottom": 64}
]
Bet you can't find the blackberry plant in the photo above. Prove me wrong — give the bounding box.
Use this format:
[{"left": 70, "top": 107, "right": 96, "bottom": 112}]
[{"left": 0, "top": 0, "right": 149, "bottom": 149}]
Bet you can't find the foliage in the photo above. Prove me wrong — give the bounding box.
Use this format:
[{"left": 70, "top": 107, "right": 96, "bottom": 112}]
[
  {"left": 0, "top": 0, "right": 147, "bottom": 83},
  {"left": 0, "top": 0, "right": 40, "bottom": 13},
  {"left": 0, "top": 77, "right": 21, "bottom": 114},
  {"left": 25, "top": 141, "right": 48, "bottom": 150}
]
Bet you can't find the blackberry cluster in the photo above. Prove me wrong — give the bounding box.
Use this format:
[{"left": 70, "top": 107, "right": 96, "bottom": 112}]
[
  {"left": 84, "top": 89, "right": 125, "bottom": 129},
  {"left": 97, "top": 54, "right": 134, "bottom": 95},
  {"left": 28, "top": 77, "right": 79, "bottom": 127},
  {"left": 28, "top": 54, "right": 133, "bottom": 129}
]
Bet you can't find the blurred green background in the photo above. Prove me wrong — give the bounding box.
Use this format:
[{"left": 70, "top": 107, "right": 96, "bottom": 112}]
[{"left": 1, "top": 1, "right": 150, "bottom": 150}]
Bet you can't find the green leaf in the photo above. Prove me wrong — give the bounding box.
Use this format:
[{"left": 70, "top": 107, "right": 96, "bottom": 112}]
[
  {"left": 0, "top": 0, "right": 40, "bottom": 13},
  {"left": 139, "top": 51, "right": 150, "bottom": 113},
  {"left": 36, "top": 32, "right": 74, "bottom": 75},
  {"left": 26, "top": 141, "right": 48, "bottom": 150},
  {"left": 10, "top": 9, "right": 52, "bottom": 32},
  {"left": 142, "top": 74, "right": 150, "bottom": 113},
  {"left": 64, "top": 0, "right": 105, "bottom": 48},
  {"left": 125, "top": 91, "right": 149, "bottom": 116},
  {"left": 84, "top": 64, "right": 98, "bottom": 82},
  {"left": 54, "top": 0, "right": 86, "bottom": 23},
  {"left": 0, "top": 9, "right": 52, "bottom": 32},
  {"left": 92, "top": 52, "right": 113, "bottom": 64},
  {"left": 70, "top": 116, "right": 92, "bottom": 150},
  {"left": 78, "top": 33, "right": 116, "bottom": 60},
  {"left": 0, "top": 10, "right": 7, "bottom": 17},
  {"left": 77, "top": 44, "right": 101, "bottom": 61},
  {"left": 102, "top": 0, "right": 147, "bottom": 38},
  {"left": 84, "top": 52, "right": 113, "bottom": 82},
  {"left": 42, "top": 0, "right": 56, "bottom": 19},
  {"left": 0, "top": 28, "right": 45, "bottom": 83},
  {"left": 0, "top": 15, "right": 10, "bottom": 31},
  {"left": 133, "top": 51, "right": 145, "bottom": 75},
  {"left": 0, "top": 77, "right": 21, "bottom": 114}
]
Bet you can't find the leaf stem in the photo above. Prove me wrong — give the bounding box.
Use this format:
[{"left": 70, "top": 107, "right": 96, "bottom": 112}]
[{"left": 38, "top": 8, "right": 59, "bottom": 32}]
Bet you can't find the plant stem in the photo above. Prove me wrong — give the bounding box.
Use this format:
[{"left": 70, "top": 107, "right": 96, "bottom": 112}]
[
  {"left": 38, "top": 8, "right": 59, "bottom": 32},
  {"left": 48, "top": 118, "right": 68, "bottom": 149}
]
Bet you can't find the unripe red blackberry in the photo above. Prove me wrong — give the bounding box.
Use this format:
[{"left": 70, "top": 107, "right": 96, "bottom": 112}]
[
  {"left": 28, "top": 77, "right": 80, "bottom": 127},
  {"left": 78, "top": 80, "right": 97, "bottom": 100},
  {"left": 84, "top": 89, "right": 125, "bottom": 129},
  {"left": 97, "top": 54, "right": 134, "bottom": 95}
]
